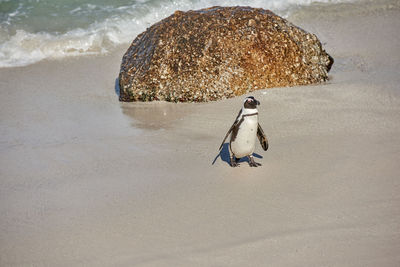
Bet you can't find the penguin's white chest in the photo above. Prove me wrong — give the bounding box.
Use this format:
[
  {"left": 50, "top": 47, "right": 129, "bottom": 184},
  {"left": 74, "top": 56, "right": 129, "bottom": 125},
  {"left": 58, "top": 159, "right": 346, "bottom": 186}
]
[{"left": 230, "top": 116, "right": 258, "bottom": 158}]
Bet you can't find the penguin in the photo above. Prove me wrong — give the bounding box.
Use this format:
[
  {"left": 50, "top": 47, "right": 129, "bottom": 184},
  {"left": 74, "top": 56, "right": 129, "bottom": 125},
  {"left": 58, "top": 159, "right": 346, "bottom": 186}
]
[{"left": 219, "top": 96, "right": 268, "bottom": 167}]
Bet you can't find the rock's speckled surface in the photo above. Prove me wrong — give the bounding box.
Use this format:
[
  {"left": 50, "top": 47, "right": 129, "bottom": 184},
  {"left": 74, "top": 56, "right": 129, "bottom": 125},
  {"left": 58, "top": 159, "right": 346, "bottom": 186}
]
[{"left": 119, "top": 6, "right": 333, "bottom": 102}]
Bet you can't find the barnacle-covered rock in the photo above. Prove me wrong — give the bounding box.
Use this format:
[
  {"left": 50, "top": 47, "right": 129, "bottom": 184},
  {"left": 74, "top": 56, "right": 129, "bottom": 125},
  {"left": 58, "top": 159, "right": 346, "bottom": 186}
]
[{"left": 119, "top": 6, "right": 333, "bottom": 102}]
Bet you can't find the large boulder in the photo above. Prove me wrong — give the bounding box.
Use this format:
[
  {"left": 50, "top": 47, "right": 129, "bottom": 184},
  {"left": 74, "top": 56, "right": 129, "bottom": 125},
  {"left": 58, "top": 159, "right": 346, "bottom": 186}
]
[{"left": 119, "top": 6, "right": 333, "bottom": 102}]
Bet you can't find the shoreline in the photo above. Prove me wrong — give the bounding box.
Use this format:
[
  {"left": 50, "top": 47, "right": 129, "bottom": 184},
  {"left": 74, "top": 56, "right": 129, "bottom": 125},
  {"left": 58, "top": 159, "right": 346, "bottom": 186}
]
[
  {"left": 3, "top": 0, "right": 398, "bottom": 71},
  {"left": 1, "top": 1, "right": 400, "bottom": 266}
]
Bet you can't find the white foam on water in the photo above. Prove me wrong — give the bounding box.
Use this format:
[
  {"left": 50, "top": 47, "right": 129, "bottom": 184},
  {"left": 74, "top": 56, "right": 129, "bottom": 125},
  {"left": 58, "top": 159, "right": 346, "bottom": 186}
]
[{"left": 0, "top": 0, "right": 355, "bottom": 68}]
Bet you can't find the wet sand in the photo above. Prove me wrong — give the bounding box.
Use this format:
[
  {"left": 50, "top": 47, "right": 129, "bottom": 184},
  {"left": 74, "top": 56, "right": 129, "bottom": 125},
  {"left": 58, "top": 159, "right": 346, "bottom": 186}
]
[{"left": 1, "top": 1, "right": 400, "bottom": 266}]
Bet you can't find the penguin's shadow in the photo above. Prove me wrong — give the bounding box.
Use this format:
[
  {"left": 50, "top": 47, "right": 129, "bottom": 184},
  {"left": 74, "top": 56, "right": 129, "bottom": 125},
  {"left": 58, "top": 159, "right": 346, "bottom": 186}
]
[{"left": 212, "top": 143, "right": 263, "bottom": 166}]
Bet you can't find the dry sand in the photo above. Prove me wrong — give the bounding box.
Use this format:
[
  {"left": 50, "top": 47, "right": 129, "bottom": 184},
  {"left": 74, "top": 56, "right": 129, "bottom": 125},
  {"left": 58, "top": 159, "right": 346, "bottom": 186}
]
[{"left": 1, "top": 1, "right": 400, "bottom": 266}]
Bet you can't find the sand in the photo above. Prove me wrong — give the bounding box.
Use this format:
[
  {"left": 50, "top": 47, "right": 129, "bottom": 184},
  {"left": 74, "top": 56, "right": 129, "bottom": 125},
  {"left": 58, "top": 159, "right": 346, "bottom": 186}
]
[{"left": 1, "top": 1, "right": 400, "bottom": 266}]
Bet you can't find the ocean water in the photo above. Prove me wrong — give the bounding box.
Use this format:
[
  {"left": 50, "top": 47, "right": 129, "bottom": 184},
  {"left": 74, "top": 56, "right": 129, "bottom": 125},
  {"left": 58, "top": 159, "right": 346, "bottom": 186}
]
[{"left": 0, "top": 0, "right": 351, "bottom": 68}]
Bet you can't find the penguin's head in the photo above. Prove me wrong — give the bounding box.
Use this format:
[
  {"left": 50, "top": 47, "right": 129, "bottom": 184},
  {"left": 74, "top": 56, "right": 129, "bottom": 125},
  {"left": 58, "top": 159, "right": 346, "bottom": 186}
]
[{"left": 243, "top": 96, "right": 260, "bottom": 109}]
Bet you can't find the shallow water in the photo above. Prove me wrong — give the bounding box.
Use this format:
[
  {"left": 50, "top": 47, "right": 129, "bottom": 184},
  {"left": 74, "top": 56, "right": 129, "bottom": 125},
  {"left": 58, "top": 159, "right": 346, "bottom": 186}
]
[{"left": 0, "top": 0, "right": 354, "bottom": 67}]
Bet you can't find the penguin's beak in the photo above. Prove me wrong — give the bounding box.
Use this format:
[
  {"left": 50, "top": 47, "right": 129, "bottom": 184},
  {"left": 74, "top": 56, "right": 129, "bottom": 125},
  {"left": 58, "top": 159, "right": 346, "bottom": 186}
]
[{"left": 256, "top": 100, "right": 260, "bottom": 105}]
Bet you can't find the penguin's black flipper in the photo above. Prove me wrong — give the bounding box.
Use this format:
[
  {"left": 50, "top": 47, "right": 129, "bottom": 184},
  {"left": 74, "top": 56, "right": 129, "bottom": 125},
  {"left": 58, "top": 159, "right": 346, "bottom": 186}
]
[
  {"left": 219, "top": 123, "right": 234, "bottom": 151},
  {"left": 257, "top": 123, "right": 269, "bottom": 151},
  {"left": 219, "top": 109, "right": 242, "bottom": 151}
]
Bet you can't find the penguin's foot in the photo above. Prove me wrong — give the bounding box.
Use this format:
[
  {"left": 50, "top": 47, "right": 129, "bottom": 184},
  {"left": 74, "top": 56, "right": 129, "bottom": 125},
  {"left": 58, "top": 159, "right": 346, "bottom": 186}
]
[
  {"left": 248, "top": 156, "right": 262, "bottom": 167},
  {"left": 230, "top": 157, "right": 239, "bottom": 167}
]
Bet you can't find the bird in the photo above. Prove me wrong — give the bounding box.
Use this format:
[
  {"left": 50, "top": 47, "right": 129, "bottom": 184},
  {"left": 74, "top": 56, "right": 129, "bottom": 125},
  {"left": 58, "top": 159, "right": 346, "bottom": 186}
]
[{"left": 219, "top": 96, "right": 268, "bottom": 167}]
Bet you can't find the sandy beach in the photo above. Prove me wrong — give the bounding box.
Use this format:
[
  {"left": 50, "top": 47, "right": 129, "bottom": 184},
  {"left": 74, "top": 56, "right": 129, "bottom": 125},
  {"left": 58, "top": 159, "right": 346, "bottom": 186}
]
[{"left": 1, "top": 1, "right": 400, "bottom": 266}]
